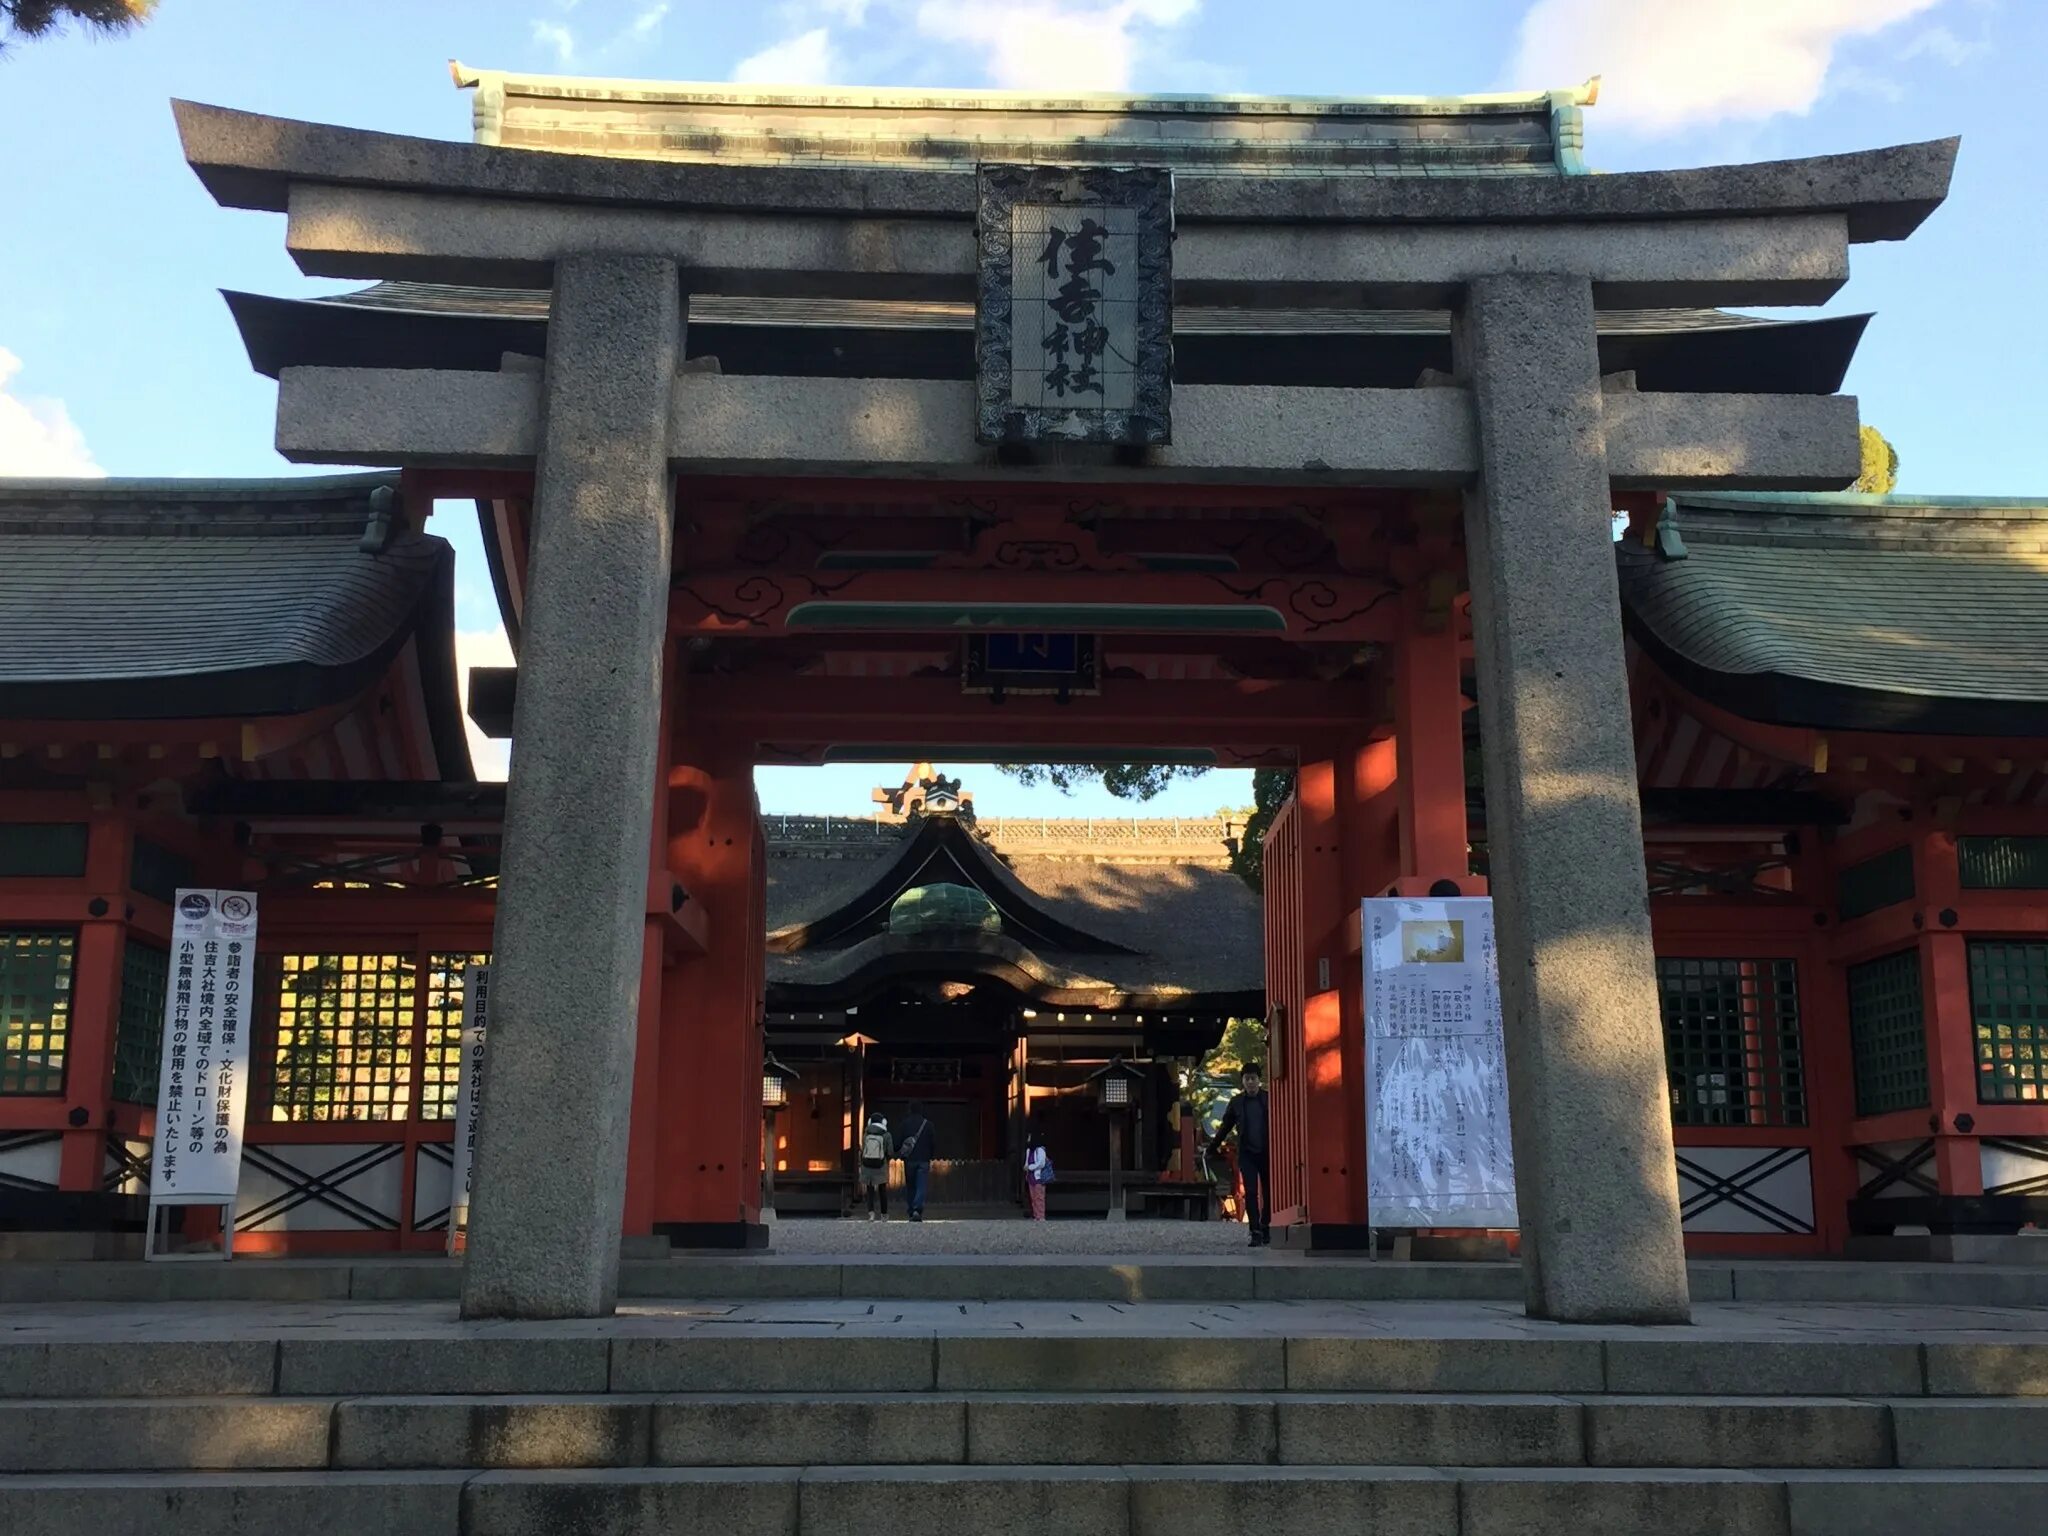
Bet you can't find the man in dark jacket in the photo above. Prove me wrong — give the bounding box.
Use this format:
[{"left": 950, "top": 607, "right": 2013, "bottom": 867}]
[
  {"left": 1210, "top": 1065, "right": 1271, "bottom": 1246},
  {"left": 896, "top": 1102, "right": 935, "bottom": 1222}
]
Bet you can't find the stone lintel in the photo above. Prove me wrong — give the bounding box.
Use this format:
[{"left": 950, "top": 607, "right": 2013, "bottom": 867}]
[
  {"left": 285, "top": 183, "right": 1849, "bottom": 307},
  {"left": 275, "top": 366, "right": 1859, "bottom": 491},
  {"left": 1177, "top": 214, "right": 1849, "bottom": 310},
  {"left": 176, "top": 99, "right": 1955, "bottom": 243},
  {"left": 286, "top": 184, "right": 979, "bottom": 299}
]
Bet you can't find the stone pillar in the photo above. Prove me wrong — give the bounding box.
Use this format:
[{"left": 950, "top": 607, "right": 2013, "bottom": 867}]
[
  {"left": 1453, "top": 272, "right": 1690, "bottom": 1324},
  {"left": 460, "top": 254, "right": 680, "bottom": 1320}
]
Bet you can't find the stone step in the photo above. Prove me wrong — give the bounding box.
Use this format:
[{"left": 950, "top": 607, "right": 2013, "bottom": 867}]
[
  {"left": 2, "top": 1390, "right": 2044, "bottom": 1474},
  {"left": 5, "top": 1257, "right": 2048, "bottom": 1308},
  {"left": 2, "top": 1464, "right": 2044, "bottom": 1535},
  {"left": 5, "top": 1328, "right": 2044, "bottom": 1398}
]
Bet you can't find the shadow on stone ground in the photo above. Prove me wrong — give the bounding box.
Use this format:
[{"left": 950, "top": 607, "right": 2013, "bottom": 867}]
[{"left": 767, "top": 1215, "right": 1261, "bottom": 1256}]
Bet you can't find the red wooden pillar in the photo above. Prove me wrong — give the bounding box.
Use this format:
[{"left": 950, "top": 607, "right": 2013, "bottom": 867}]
[
  {"left": 654, "top": 723, "right": 765, "bottom": 1246},
  {"left": 1295, "top": 755, "right": 1352, "bottom": 1237},
  {"left": 1293, "top": 736, "right": 1396, "bottom": 1245},
  {"left": 1393, "top": 614, "right": 1471, "bottom": 891},
  {"left": 58, "top": 809, "right": 132, "bottom": 1191},
  {"left": 1795, "top": 834, "right": 1858, "bottom": 1253},
  {"left": 1915, "top": 827, "right": 1984, "bottom": 1196},
  {"left": 623, "top": 660, "right": 681, "bottom": 1237}
]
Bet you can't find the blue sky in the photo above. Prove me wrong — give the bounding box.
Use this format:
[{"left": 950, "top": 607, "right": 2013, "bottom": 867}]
[{"left": 0, "top": 0, "right": 2038, "bottom": 816}]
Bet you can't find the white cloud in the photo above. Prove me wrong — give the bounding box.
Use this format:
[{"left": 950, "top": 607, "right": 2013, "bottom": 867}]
[
  {"left": 0, "top": 348, "right": 100, "bottom": 477},
  {"left": 530, "top": 19, "right": 577, "bottom": 65},
  {"left": 530, "top": 1, "right": 668, "bottom": 69},
  {"left": 627, "top": 2, "right": 670, "bottom": 41},
  {"left": 1897, "top": 22, "right": 1985, "bottom": 66},
  {"left": 734, "top": 26, "right": 837, "bottom": 84},
  {"left": 455, "top": 625, "right": 514, "bottom": 782},
  {"left": 1508, "top": 0, "right": 1945, "bottom": 135},
  {"left": 914, "top": 0, "right": 1200, "bottom": 92}
]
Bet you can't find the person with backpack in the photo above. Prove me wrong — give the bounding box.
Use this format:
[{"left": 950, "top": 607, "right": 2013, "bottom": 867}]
[
  {"left": 896, "top": 1102, "right": 935, "bottom": 1222},
  {"left": 1023, "top": 1128, "right": 1054, "bottom": 1222},
  {"left": 858, "top": 1113, "right": 893, "bottom": 1220}
]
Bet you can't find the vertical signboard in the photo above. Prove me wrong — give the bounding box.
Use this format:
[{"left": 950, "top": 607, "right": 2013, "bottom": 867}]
[
  {"left": 146, "top": 889, "right": 258, "bottom": 1259},
  {"left": 445, "top": 962, "right": 490, "bottom": 1252},
  {"left": 1362, "top": 896, "right": 1518, "bottom": 1230},
  {"left": 975, "top": 164, "right": 1172, "bottom": 446}
]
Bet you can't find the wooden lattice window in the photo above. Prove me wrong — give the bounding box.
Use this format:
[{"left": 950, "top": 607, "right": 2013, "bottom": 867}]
[
  {"left": 1846, "top": 949, "right": 1929, "bottom": 1117},
  {"left": 0, "top": 930, "right": 75, "bottom": 1096},
  {"left": 1656, "top": 957, "right": 1807, "bottom": 1128},
  {"left": 267, "top": 953, "right": 417, "bottom": 1122},
  {"left": 1960, "top": 837, "right": 2048, "bottom": 891},
  {"left": 112, "top": 940, "right": 170, "bottom": 1104},
  {"left": 1838, "top": 845, "right": 1915, "bottom": 921},
  {"left": 420, "top": 953, "right": 489, "bottom": 1121},
  {"left": 1969, "top": 941, "right": 2048, "bottom": 1105}
]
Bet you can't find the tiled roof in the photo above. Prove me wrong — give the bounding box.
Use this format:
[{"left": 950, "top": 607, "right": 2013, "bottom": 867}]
[
  {"left": 1618, "top": 492, "right": 2048, "bottom": 736},
  {"left": 0, "top": 473, "right": 458, "bottom": 724}
]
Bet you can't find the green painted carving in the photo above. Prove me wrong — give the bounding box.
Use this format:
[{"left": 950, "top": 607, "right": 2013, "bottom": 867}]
[{"left": 888, "top": 883, "right": 1003, "bottom": 937}]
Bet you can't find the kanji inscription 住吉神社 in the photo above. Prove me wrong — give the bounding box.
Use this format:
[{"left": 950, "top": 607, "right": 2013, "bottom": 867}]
[{"left": 976, "top": 165, "right": 1171, "bottom": 446}]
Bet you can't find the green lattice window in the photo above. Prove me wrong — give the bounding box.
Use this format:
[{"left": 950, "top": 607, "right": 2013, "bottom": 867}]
[
  {"left": 128, "top": 837, "right": 195, "bottom": 907},
  {"left": 1657, "top": 957, "right": 1807, "bottom": 1127},
  {"left": 0, "top": 929, "right": 75, "bottom": 1095},
  {"left": 1838, "top": 845, "right": 1915, "bottom": 921},
  {"left": 1960, "top": 837, "right": 2048, "bottom": 891},
  {"left": 267, "top": 953, "right": 417, "bottom": 1122},
  {"left": 1969, "top": 941, "right": 2048, "bottom": 1105},
  {"left": 420, "top": 953, "right": 489, "bottom": 1121},
  {"left": 0, "top": 824, "right": 87, "bottom": 879},
  {"left": 111, "top": 941, "right": 169, "bottom": 1104},
  {"left": 1846, "top": 949, "right": 1929, "bottom": 1116}
]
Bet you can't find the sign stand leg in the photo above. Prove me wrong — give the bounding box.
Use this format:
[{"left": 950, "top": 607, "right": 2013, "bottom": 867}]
[{"left": 143, "top": 1198, "right": 234, "bottom": 1262}]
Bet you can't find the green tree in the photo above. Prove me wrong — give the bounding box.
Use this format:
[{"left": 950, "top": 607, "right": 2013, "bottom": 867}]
[
  {"left": 994, "top": 762, "right": 1208, "bottom": 801},
  {"left": 1228, "top": 768, "right": 1296, "bottom": 891},
  {"left": 1, "top": 1, "right": 153, "bottom": 49},
  {"left": 1855, "top": 424, "right": 1899, "bottom": 495},
  {"left": 1188, "top": 1015, "right": 1267, "bottom": 1142}
]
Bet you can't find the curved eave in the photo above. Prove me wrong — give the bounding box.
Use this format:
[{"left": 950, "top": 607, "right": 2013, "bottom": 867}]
[
  {"left": 765, "top": 930, "right": 1260, "bottom": 1014},
  {"left": 175, "top": 100, "right": 1956, "bottom": 243},
  {"left": 224, "top": 289, "right": 1868, "bottom": 396},
  {"left": 768, "top": 814, "right": 1136, "bottom": 957},
  {"left": 0, "top": 540, "right": 464, "bottom": 734},
  {"left": 1620, "top": 601, "right": 2048, "bottom": 740}
]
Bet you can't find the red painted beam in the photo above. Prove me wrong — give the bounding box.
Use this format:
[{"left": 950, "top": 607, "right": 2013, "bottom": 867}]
[
  {"left": 670, "top": 569, "right": 1404, "bottom": 643},
  {"left": 689, "top": 674, "right": 1375, "bottom": 729}
]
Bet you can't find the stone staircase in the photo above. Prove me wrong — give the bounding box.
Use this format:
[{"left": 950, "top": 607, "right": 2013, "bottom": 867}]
[{"left": 1, "top": 1321, "right": 2045, "bottom": 1533}]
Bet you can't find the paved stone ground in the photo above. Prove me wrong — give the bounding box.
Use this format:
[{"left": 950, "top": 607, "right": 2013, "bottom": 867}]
[
  {"left": 768, "top": 1217, "right": 1256, "bottom": 1256},
  {"left": 2, "top": 1295, "right": 2044, "bottom": 1341}
]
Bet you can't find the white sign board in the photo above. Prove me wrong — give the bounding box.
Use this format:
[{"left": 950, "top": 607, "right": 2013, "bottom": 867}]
[
  {"left": 445, "top": 962, "right": 490, "bottom": 1251},
  {"left": 148, "top": 889, "right": 258, "bottom": 1210},
  {"left": 1363, "top": 896, "right": 1518, "bottom": 1230}
]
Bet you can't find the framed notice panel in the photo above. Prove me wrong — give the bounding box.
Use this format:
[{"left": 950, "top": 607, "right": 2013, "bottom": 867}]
[
  {"left": 145, "top": 888, "right": 259, "bottom": 1260},
  {"left": 1362, "top": 896, "right": 1518, "bottom": 1231},
  {"left": 445, "top": 962, "right": 492, "bottom": 1254},
  {"left": 975, "top": 163, "right": 1172, "bottom": 446}
]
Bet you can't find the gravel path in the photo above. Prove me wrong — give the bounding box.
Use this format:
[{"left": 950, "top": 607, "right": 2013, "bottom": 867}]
[{"left": 766, "top": 1217, "right": 1258, "bottom": 1256}]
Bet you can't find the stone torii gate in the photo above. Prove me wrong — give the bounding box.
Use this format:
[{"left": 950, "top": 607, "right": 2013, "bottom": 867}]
[{"left": 174, "top": 99, "right": 1955, "bottom": 1323}]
